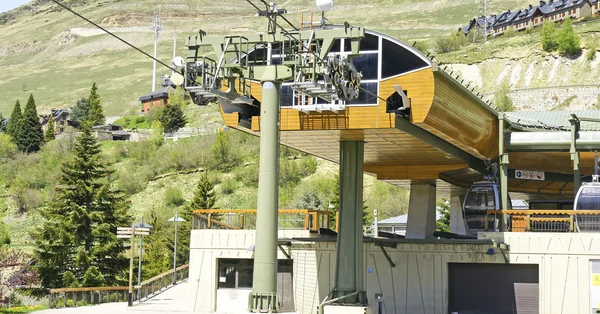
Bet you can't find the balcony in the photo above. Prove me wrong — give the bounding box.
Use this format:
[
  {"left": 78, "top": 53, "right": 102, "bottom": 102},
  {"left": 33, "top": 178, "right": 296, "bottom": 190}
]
[
  {"left": 485, "top": 210, "right": 600, "bottom": 232},
  {"left": 192, "top": 209, "right": 335, "bottom": 232}
]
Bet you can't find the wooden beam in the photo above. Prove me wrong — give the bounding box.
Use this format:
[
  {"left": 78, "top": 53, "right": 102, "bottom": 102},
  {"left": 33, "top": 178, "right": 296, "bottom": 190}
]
[{"left": 364, "top": 163, "right": 468, "bottom": 180}]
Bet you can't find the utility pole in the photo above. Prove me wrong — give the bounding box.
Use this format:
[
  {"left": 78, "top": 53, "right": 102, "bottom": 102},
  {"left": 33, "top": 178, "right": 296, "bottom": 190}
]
[
  {"left": 473, "top": 0, "right": 490, "bottom": 44},
  {"left": 150, "top": 6, "right": 163, "bottom": 92},
  {"left": 128, "top": 224, "right": 135, "bottom": 306}
]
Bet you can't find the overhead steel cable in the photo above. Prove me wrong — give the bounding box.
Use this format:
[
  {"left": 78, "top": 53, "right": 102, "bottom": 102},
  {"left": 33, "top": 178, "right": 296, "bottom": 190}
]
[
  {"left": 48, "top": 0, "right": 179, "bottom": 74},
  {"left": 245, "top": 0, "right": 387, "bottom": 103},
  {"left": 258, "top": 0, "right": 299, "bottom": 31}
]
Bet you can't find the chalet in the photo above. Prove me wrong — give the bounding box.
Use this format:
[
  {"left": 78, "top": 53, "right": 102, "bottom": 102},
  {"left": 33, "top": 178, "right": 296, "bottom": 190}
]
[
  {"left": 139, "top": 86, "right": 173, "bottom": 113},
  {"left": 40, "top": 108, "right": 74, "bottom": 135},
  {"left": 462, "top": 0, "right": 597, "bottom": 38}
]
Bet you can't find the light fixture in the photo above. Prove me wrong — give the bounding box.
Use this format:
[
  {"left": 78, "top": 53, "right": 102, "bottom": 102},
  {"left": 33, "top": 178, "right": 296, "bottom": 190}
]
[{"left": 316, "top": 0, "right": 333, "bottom": 12}]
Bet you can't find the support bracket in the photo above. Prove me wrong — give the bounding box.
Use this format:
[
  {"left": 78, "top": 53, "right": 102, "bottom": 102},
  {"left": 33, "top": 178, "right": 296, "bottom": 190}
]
[
  {"left": 277, "top": 241, "right": 292, "bottom": 259},
  {"left": 377, "top": 245, "right": 395, "bottom": 268}
]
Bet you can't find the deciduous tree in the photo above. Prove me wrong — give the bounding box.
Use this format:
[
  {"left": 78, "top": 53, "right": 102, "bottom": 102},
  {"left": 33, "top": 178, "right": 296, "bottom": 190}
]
[
  {"left": 542, "top": 20, "right": 558, "bottom": 52},
  {"left": 558, "top": 18, "right": 581, "bottom": 55}
]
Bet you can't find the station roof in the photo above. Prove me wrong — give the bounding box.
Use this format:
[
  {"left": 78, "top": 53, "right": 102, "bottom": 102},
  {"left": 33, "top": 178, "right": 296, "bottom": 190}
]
[{"left": 211, "top": 27, "right": 595, "bottom": 200}]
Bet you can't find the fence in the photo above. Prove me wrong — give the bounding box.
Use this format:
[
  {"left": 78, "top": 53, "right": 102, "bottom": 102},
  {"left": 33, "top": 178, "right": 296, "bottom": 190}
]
[
  {"left": 485, "top": 210, "right": 600, "bottom": 232},
  {"left": 193, "top": 209, "right": 335, "bottom": 231},
  {"left": 48, "top": 264, "right": 189, "bottom": 309}
]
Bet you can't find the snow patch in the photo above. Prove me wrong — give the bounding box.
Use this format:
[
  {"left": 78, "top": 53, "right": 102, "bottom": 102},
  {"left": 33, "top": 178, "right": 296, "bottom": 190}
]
[{"left": 546, "top": 57, "right": 560, "bottom": 84}]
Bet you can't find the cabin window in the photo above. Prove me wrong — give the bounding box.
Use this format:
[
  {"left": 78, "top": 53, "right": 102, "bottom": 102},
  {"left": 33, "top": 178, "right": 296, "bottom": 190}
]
[
  {"left": 359, "top": 33, "right": 379, "bottom": 51},
  {"left": 280, "top": 85, "right": 294, "bottom": 107},
  {"left": 381, "top": 38, "right": 428, "bottom": 79},
  {"left": 349, "top": 82, "right": 378, "bottom": 105},
  {"left": 352, "top": 53, "right": 378, "bottom": 80},
  {"left": 218, "top": 259, "right": 253, "bottom": 289}
]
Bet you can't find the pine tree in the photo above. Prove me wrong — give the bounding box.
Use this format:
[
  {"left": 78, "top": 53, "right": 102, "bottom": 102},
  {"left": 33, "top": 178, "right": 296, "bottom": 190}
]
[
  {"left": 6, "top": 100, "right": 22, "bottom": 140},
  {"left": 0, "top": 113, "right": 6, "bottom": 133},
  {"left": 142, "top": 209, "right": 170, "bottom": 280},
  {"left": 33, "top": 124, "right": 132, "bottom": 288},
  {"left": 17, "top": 94, "right": 45, "bottom": 153},
  {"left": 87, "top": 83, "right": 105, "bottom": 126},
  {"left": 45, "top": 116, "right": 56, "bottom": 141},
  {"left": 70, "top": 97, "right": 90, "bottom": 125},
  {"left": 172, "top": 173, "right": 216, "bottom": 266},
  {"left": 160, "top": 87, "right": 187, "bottom": 133}
]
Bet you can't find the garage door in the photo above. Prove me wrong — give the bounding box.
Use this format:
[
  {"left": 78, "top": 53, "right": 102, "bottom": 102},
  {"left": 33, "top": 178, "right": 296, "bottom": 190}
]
[{"left": 448, "top": 263, "right": 539, "bottom": 314}]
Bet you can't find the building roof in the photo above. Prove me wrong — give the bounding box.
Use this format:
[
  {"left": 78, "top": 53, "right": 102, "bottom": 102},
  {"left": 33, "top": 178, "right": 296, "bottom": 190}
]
[
  {"left": 506, "top": 110, "right": 600, "bottom": 131},
  {"left": 139, "top": 86, "right": 174, "bottom": 102},
  {"left": 377, "top": 209, "right": 444, "bottom": 226},
  {"left": 51, "top": 108, "right": 69, "bottom": 120}
]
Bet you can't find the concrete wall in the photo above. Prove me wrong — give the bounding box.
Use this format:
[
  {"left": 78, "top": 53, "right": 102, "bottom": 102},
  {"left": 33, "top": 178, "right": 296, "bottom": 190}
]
[
  {"left": 291, "top": 241, "right": 500, "bottom": 314},
  {"left": 480, "top": 232, "right": 600, "bottom": 314},
  {"left": 190, "top": 230, "right": 600, "bottom": 314},
  {"left": 188, "top": 229, "right": 315, "bottom": 313}
]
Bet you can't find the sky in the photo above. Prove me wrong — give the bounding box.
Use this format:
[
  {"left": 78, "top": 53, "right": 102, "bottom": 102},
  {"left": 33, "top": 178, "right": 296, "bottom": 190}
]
[{"left": 0, "top": 0, "right": 32, "bottom": 14}]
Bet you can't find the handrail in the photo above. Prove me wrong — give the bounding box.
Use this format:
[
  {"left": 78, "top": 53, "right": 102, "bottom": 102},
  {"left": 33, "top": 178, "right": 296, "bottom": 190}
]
[
  {"left": 193, "top": 209, "right": 334, "bottom": 231},
  {"left": 193, "top": 209, "right": 331, "bottom": 214},
  {"left": 137, "top": 264, "right": 189, "bottom": 287},
  {"left": 48, "top": 264, "right": 190, "bottom": 309},
  {"left": 487, "top": 209, "right": 600, "bottom": 215},
  {"left": 485, "top": 209, "right": 600, "bottom": 232}
]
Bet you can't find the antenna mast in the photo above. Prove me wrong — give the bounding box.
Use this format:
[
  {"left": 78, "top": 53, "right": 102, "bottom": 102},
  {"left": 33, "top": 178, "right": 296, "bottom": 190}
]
[
  {"left": 473, "top": 0, "right": 490, "bottom": 44},
  {"left": 150, "top": 6, "right": 163, "bottom": 92}
]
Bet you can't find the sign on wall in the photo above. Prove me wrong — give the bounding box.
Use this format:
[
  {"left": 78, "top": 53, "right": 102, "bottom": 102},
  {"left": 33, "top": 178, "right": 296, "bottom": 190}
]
[
  {"left": 590, "top": 260, "right": 600, "bottom": 314},
  {"left": 515, "top": 170, "right": 545, "bottom": 181}
]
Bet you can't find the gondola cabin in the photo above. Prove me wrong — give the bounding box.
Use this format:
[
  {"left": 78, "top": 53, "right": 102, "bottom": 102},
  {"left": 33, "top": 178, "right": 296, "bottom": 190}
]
[
  {"left": 574, "top": 181, "right": 600, "bottom": 232},
  {"left": 463, "top": 181, "right": 511, "bottom": 235}
]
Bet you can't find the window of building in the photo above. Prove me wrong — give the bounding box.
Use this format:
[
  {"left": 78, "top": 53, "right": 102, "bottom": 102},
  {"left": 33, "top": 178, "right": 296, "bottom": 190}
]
[
  {"left": 218, "top": 259, "right": 253, "bottom": 289},
  {"left": 381, "top": 38, "right": 428, "bottom": 79},
  {"left": 280, "top": 84, "right": 294, "bottom": 107},
  {"left": 352, "top": 53, "right": 378, "bottom": 80},
  {"left": 348, "top": 82, "right": 378, "bottom": 105}
]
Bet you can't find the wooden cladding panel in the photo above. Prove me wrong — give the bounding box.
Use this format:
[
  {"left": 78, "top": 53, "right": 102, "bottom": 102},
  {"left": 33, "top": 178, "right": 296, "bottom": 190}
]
[
  {"left": 421, "top": 72, "right": 499, "bottom": 159},
  {"left": 509, "top": 151, "right": 598, "bottom": 175},
  {"left": 380, "top": 68, "right": 435, "bottom": 123}
]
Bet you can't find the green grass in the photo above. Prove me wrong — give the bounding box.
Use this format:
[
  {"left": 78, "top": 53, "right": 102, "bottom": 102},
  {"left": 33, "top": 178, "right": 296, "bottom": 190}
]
[{"left": 113, "top": 114, "right": 150, "bottom": 129}]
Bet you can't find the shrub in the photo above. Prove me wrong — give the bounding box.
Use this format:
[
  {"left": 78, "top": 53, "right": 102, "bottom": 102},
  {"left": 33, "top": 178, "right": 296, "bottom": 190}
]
[
  {"left": 435, "top": 32, "right": 466, "bottom": 53},
  {"left": 541, "top": 20, "right": 558, "bottom": 52},
  {"left": 494, "top": 79, "right": 514, "bottom": 112},
  {"left": 220, "top": 178, "right": 237, "bottom": 195},
  {"left": 164, "top": 186, "right": 185, "bottom": 206},
  {"left": 0, "top": 133, "right": 16, "bottom": 160},
  {"left": 586, "top": 43, "right": 597, "bottom": 61},
  {"left": 504, "top": 26, "right": 516, "bottom": 38},
  {"left": 558, "top": 18, "right": 581, "bottom": 55},
  {"left": 234, "top": 165, "right": 259, "bottom": 188}
]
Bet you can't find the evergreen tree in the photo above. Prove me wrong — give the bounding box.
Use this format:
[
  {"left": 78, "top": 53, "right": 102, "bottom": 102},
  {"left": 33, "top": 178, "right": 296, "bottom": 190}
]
[
  {"left": 160, "top": 87, "right": 187, "bottom": 133},
  {"left": 142, "top": 209, "right": 169, "bottom": 280},
  {"left": 541, "top": 20, "right": 557, "bottom": 52},
  {"left": 150, "top": 120, "right": 164, "bottom": 148},
  {"left": 33, "top": 124, "right": 131, "bottom": 288},
  {"left": 6, "top": 100, "right": 22, "bottom": 140},
  {"left": 0, "top": 113, "right": 6, "bottom": 133},
  {"left": 45, "top": 116, "right": 56, "bottom": 141},
  {"left": 70, "top": 97, "right": 90, "bottom": 125},
  {"left": 172, "top": 173, "right": 216, "bottom": 266},
  {"left": 17, "top": 94, "right": 45, "bottom": 153},
  {"left": 558, "top": 18, "right": 581, "bottom": 55},
  {"left": 87, "top": 82, "right": 105, "bottom": 126}
]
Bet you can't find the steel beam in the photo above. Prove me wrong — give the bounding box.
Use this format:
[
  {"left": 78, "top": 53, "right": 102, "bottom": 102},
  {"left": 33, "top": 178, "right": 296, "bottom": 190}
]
[
  {"left": 332, "top": 140, "right": 368, "bottom": 305},
  {"left": 499, "top": 113, "right": 509, "bottom": 230},
  {"left": 395, "top": 117, "right": 486, "bottom": 173},
  {"left": 249, "top": 81, "right": 281, "bottom": 312}
]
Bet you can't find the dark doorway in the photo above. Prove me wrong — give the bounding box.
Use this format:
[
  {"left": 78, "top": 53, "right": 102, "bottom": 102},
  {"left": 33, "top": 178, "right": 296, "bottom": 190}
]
[{"left": 448, "top": 263, "right": 539, "bottom": 314}]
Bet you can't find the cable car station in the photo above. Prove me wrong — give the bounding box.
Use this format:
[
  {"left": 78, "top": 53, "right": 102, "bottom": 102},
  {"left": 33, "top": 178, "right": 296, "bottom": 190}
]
[{"left": 183, "top": 2, "right": 600, "bottom": 313}]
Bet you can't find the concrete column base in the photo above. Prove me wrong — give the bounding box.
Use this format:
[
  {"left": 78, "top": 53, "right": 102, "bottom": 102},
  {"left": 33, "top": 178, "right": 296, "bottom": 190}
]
[{"left": 405, "top": 182, "right": 437, "bottom": 239}]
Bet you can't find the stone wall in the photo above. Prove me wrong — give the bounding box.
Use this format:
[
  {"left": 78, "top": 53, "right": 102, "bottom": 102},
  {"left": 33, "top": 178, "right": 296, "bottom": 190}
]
[{"left": 484, "top": 85, "right": 600, "bottom": 111}]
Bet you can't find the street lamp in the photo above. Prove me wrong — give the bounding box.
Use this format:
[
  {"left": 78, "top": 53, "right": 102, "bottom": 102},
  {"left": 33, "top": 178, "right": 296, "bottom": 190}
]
[
  {"left": 167, "top": 212, "right": 186, "bottom": 285},
  {"left": 133, "top": 217, "right": 152, "bottom": 303}
]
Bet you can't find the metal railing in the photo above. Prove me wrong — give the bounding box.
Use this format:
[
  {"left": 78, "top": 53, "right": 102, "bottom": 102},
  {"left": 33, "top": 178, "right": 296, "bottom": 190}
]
[
  {"left": 48, "top": 264, "right": 189, "bottom": 309},
  {"left": 485, "top": 210, "right": 600, "bottom": 232},
  {"left": 136, "top": 264, "right": 189, "bottom": 302},
  {"left": 193, "top": 209, "right": 335, "bottom": 231}
]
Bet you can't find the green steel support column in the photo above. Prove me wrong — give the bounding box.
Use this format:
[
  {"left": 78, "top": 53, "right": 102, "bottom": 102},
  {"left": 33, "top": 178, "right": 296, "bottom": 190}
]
[
  {"left": 570, "top": 115, "right": 581, "bottom": 194},
  {"left": 332, "top": 140, "right": 368, "bottom": 304},
  {"left": 499, "top": 113, "right": 509, "bottom": 231},
  {"left": 249, "top": 81, "right": 281, "bottom": 312}
]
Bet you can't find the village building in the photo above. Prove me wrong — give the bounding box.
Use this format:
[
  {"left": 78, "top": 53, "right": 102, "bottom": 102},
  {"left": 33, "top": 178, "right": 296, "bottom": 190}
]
[
  {"left": 139, "top": 86, "right": 173, "bottom": 113},
  {"left": 462, "top": 0, "right": 599, "bottom": 37}
]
